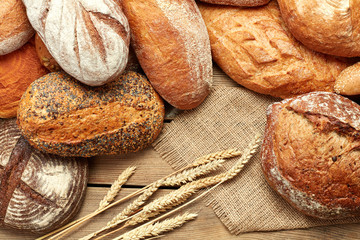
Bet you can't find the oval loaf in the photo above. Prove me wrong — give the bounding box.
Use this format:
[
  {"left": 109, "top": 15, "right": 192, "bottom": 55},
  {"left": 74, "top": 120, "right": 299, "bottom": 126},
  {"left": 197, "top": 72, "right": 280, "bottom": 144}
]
[
  {"left": 17, "top": 71, "right": 165, "bottom": 157},
  {"left": 0, "top": 119, "right": 88, "bottom": 233},
  {"left": 198, "top": 0, "right": 270, "bottom": 7},
  {"left": 261, "top": 92, "right": 360, "bottom": 219},
  {"left": 22, "top": 0, "right": 130, "bottom": 86},
  {"left": 198, "top": 1, "right": 349, "bottom": 99},
  {"left": 122, "top": 0, "right": 213, "bottom": 110}
]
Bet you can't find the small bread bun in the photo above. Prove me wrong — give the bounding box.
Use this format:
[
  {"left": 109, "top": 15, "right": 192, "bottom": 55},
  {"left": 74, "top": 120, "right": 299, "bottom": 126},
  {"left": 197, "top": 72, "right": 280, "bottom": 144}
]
[
  {"left": 278, "top": 0, "right": 360, "bottom": 57},
  {"left": 335, "top": 62, "right": 360, "bottom": 96},
  {"left": 35, "top": 34, "right": 61, "bottom": 72},
  {"left": 198, "top": 0, "right": 270, "bottom": 7},
  {"left": 262, "top": 92, "right": 360, "bottom": 219},
  {"left": 0, "top": 0, "right": 34, "bottom": 55},
  {"left": 0, "top": 38, "right": 48, "bottom": 118}
]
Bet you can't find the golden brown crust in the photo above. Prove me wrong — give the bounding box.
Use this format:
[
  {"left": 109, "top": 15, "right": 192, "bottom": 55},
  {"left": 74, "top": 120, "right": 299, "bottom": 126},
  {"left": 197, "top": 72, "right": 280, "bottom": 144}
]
[
  {"left": 34, "top": 34, "right": 61, "bottom": 72},
  {"left": 0, "top": 38, "right": 48, "bottom": 118},
  {"left": 278, "top": 0, "right": 360, "bottom": 57},
  {"left": 122, "top": 0, "right": 212, "bottom": 110},
  {"left": 198, "top": 0, "right": 270, "bottom": 7},
  {"left": 335, "top": 62, "right": 360, "bottom": 96},
  {"left": 261, "top": 92, "right": 360, "bottom": 219},
  {"left": 0, "top": 0, "right": 34, "bottom": 55},
  {"left": 17, "top": 71, "right": 165, "bottom": 157},
  {"left": 198, "top": 1, "right": 349, "bottom": 99}
]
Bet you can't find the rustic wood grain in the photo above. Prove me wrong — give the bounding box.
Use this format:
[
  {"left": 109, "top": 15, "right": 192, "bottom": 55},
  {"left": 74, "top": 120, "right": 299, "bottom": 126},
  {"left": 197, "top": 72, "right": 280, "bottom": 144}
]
[{"left": 1, "top": 187, "right": 360, "bottom": 239}]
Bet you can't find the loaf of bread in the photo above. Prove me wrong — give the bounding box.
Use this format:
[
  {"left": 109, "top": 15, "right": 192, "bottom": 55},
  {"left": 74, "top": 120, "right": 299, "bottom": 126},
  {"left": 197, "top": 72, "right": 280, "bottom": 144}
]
[
  {"left": 0, "top": 38, "right": 48, "bottom": 118},
  {"left": 121, "top": 0, "right": 212, "bottom": 110},
  {"left": 198, "top": 1, "right": 349, "bottom": 99},
  {"left": 278, "top": 0, "right": 360, "bottom": 57},
  {"left": 198, "top": 0, "right": 270, "bottom": 7},
  {"left": 335, "top": 62, "right": 360, "bottom": 96},
  {"left": 0, "top": 119, "right": 88, "bottom": 233},
  {"left": 22, "top": 0, "right": 130, "bottom": 86},
  {"left": 261, "top": 92, "right": 360, "bottom": 219},
  {"left": 34, "top": 34, "right": 61, "bottom": 72},
  {"left": 17, "top": 71, "right": 165, "bottom": 157},
  {"left": 0, "top": 0, "right": 34, "bottom": 55}
]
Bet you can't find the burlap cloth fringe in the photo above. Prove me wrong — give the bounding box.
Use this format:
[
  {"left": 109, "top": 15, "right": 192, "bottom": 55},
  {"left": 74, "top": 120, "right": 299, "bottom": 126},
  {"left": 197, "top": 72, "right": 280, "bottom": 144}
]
[{"left": 152, "top": 86, "right": 360, "bottom": 234}]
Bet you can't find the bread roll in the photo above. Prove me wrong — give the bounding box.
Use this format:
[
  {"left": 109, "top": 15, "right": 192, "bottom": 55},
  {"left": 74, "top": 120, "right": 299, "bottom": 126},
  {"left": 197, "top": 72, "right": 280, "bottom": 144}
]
[
  {"left": 335, "top": 62, "right": 360, "bottom": 96},
  {"left": 122, "top": 0, "right": 212, "bottom": 110},
  {"left": 277, "top": 0, "right": 360, "bottom": 57},
  {"left": 0, "top": 119, "right": 88, "bottom": 233},
  {"left": 198, "top": 1, "right": 349, "bottom": 99},
  {"left": 34, "top": 34, "right": 61, "bottom": 72},
  {"left": 0, "top": 0, "right": 34, "bottom": 55},
  {"left": 22, "top": 0, "right": 130, "bottom": 86},
  {"left": 262, "top": 92, "right": 360, "bottom": 219},
  {"left": 198, "top": 0, "right": 270, "bottom": 7},
  {"left": 0, "top": 38, "right": 48, "bottom": 118},
  {"left": 17, "top": 71, "right": 165, "bottom": 157}
]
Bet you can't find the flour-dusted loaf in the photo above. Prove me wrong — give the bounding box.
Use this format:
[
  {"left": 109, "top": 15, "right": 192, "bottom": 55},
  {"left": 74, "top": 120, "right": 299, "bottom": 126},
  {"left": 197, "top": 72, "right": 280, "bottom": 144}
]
[
  {"left": 198, "top": 0, "right": 270, "bottom": 7},
  {"left": 198, "top": 1, "right": 349, "bottom": 99},
  {"left": 261, "top": 92, "right": 360, "bottom": 219},
  {"left": 22, "top": 0, "right": 130, "bottom": 86},
  {"left": 17, "top": 71, "right": 165, "bottom": 157},
  {"left": 0, "top": 38, "right": 48, "bottom": 118},
  {"left": 122, "top": 0, "right": 212, "bottom": 110},
  {"left": 278, "top": 0, "right": 360, "bottom": 57},
  {"left": 335, "top": 62, "right": 360, "bottom": 96},
  {"left": 0, "top": 0, "right": 34, "bottom": 55},
  {"left": 0, "top": 119, "right": 88, "bottom": 233}
]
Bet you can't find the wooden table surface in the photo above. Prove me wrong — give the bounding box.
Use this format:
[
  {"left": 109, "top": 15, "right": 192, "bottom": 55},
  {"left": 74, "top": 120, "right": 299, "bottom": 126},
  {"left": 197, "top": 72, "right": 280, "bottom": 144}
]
[{"left": 1, "top": 66, "right": 360, "bottom": 239}]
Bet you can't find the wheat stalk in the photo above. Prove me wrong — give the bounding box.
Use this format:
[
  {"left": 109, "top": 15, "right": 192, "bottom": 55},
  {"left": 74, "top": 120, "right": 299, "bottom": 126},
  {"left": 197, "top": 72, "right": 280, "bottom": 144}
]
[
  {"left": 38, "top": 147, "right": 244, "bottom": 240},
  {"left": 98, "top": 166, "right": 137, "bottom": 210},
  {"left": 113, "top": 212, "right": 198, "bottom": 240}
]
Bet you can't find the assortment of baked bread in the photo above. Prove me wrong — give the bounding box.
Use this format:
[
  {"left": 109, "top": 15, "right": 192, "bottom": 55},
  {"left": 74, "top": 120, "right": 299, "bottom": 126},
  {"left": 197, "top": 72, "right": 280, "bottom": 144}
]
[{"left": 2, "top": 0, "right": 360, "bottom": 234}]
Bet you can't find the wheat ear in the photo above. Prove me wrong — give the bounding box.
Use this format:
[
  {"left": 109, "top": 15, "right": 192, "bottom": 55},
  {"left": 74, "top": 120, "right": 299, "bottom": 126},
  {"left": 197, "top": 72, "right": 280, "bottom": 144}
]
[
  {"left": 113, "top": 212, "right": 198, "bottom": 240},
  {"left": 98, "top": 166, "right": 137, "bottom": 210}
]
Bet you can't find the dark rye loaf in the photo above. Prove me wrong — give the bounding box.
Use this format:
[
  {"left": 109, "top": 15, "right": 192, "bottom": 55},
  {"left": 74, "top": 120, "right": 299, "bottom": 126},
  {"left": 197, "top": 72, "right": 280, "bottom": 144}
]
[
  {"left": 17, "top": 71, "right": 165, "bottom": 157},
  {"left": 261, "top": 92, "right": 360, "bottom": 219},
  {"left": 0, "top": 119, "right": 88, "bottom": 233}
]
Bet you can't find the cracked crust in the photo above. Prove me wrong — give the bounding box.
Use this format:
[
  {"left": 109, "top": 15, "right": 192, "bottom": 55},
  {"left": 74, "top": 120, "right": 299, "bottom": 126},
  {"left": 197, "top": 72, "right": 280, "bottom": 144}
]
[
  {"left": 198, "top": 0, "right": 270, "bottom": 7},
  {"left": 261, "top": 92, "right": 360, "bottom": 219}
]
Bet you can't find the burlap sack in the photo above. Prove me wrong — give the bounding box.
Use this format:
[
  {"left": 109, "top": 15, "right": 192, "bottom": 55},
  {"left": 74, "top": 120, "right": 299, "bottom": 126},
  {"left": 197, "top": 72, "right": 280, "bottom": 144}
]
[{"left": 153, "top": 86, "right": 360, "bottom": 234}]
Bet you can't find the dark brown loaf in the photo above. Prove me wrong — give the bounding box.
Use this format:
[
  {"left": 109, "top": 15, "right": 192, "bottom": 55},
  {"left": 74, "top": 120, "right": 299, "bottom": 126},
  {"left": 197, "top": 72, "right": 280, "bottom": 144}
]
[
  {"left": 198, "top": 0, "right": 270, "bottom": 7},
  {"left": 17, "top": 71, "right": 165, "bottom": 157},
  {"left": 0, "top": 119, "right": 88, "bottom": 233},
  {"left": 122, "top": 0, "right": 212, "bottom": 110},
  {"left": 198, "top": 1, "right": 349, "bottom": 99},
  {"left": 261, "top": 92, "right": 360, "bottom": 219}
]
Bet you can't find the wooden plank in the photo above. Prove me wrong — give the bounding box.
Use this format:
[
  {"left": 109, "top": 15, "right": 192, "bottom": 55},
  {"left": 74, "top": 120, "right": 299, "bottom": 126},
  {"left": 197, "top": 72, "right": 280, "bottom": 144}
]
[{"left": 1, "top": 187, "right": 360, "bottom": 239}]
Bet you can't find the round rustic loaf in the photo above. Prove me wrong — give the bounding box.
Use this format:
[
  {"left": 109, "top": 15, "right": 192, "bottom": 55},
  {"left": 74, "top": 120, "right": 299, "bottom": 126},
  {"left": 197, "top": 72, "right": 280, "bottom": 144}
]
[
  {"left": 261, "top": 92, "right": 360, "bottom": 219},
  {"left": 0, "top": 119, "right": 88, "bottom": 233},
  {"left": 0, "top": 0, "right": 34, "bottom": 55},
  {"left": 198, "top": 1, "right": 349, "bottom": 99},
  {"left": 122, "top": 0, "right": 212, "bottom": 110},
  {"left": 335, "top": 62, "right": 360, "bottom": 96},
  {"left": 277, "top": 0, "right": 360, "bottom": 57},
  {"left": 17, "top": 71, "right": 165, "bottom": 157},
  {"left": 0, "top": 38, "right": 48, "bottom": 118},
  {"left": 198, "top": 0, "right": 270, "bottom": 7},
  {"left": 22, "top": 0, "right": 130, "bottom": 86}
]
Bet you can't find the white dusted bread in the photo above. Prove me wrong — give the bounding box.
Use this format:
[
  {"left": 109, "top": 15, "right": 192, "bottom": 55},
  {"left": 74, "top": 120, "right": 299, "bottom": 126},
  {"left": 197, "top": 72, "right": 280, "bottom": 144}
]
[{"left": 22, "top": 0, "right": 130, "bottom": 86}]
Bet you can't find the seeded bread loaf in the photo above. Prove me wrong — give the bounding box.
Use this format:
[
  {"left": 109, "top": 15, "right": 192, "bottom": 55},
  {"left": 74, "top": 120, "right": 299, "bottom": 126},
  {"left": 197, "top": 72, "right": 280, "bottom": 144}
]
[
  {"left": 17, "top": 71, "right": 165, "bottom": 157},
  {"left": 122, "top": 0, "right": 212, "bottom": 110},
  {"left": 0, "top": 119, "right": 88, "bottom": 233},
  {"left": 261, "top": 92, "right": 360, "bottom": 219},
  {"left": 198, "top": 1, "right": 349, "bottom": 99}
]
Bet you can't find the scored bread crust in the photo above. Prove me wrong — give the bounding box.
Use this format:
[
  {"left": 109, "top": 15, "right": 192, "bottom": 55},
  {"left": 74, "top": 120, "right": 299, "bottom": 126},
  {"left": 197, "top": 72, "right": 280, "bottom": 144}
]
[
  {"left": 278, "top": 0, "right": 360, "bottom": 57},
  {"left": 198, "top": 0, "right": 270, "bottom": 7},
  {"left": 122, "top": 0, "right": 212, "bottom": 110},
  {"left": 198, "top": 1, "right": 349, "bottom": 99},
  {"left": 261, "top": 92, "right": 360, "bottom": 219},
  {"left": 0, "top": 0, "right": 34, "bottom": 55}
]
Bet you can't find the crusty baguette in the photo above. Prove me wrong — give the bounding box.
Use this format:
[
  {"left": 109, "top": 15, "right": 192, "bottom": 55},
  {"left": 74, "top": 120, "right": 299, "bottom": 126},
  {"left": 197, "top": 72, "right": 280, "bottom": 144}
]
[
  {"left": 0, "top": 0, "right": 34, "bottom": 55},
  {"left": 262, "top": 92, "right": 360, "bottom": 219},
  {"left": 198, "top": 1, "right": 349, "bottom": 98},
  {"left": 17, "top": 71, "right": 165, "bottom": 157},
  {"left": 122, "top": 0, "right": 212, "bottom": 110}
]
